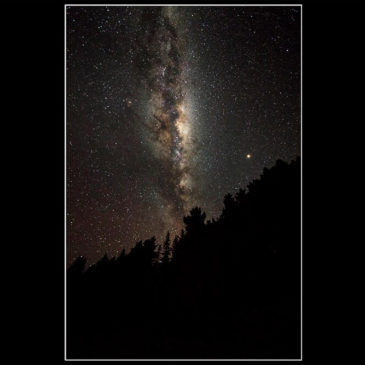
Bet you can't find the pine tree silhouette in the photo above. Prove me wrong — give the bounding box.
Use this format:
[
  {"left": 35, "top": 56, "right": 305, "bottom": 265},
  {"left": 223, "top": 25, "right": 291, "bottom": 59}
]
[{"left": 67, "top": 157, "right": 301, "bottom": 359}]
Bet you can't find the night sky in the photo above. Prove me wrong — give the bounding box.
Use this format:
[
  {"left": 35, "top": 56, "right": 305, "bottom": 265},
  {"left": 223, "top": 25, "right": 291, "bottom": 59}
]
[{"left": 66, "top": 5, "right": 301, "bottom": 266}]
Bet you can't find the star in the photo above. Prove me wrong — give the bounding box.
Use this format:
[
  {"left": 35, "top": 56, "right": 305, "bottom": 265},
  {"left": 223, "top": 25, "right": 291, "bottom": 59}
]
[{"left": 66, "top": 5, "right": 301, "bottom": 266}]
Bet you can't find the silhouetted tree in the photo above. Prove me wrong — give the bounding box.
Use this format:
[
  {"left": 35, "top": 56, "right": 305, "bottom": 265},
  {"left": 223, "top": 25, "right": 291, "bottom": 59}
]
[
  {"left": 170, "top": 235, "right": 179, "bottom": 263},
  {"left": 183, "top": 207, "right": 206, "bottom": 235},
  {"left": 68, "top": 255, "right": 86, "bottom": 278},
  {"left": 67, "top": 157, "right": 301, "bottom": 359},
  {"left": 162, "top": 231, "right": 171, "bottom": 265}
]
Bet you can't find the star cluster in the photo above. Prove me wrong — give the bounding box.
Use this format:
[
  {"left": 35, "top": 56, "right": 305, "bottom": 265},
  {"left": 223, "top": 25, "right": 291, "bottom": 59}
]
[{"left": 67, "top": 6, "right": 301, "bottom": 266}]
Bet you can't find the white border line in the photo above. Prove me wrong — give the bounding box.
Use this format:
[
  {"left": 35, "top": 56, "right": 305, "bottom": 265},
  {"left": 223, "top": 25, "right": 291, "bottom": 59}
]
[
  {"left": 65, "top": 4, "right": 302, "bottom": 6},
  {"left": 64, "top": 4, "right": 303, "bottom": 361},
  {"left": 300, "top": 3, "right": 303, "bottom": 360},
  {"left": 64, "top": 4, "right": 68, "bottom": 361},
  {"left": 66, "top": 357, "right": 301, "bottom": 362}
]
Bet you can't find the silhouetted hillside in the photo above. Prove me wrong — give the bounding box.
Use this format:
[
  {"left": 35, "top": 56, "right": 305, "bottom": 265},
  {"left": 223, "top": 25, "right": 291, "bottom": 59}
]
[{"left": 67, "top": 157, "right": 301, "bottom": 359}]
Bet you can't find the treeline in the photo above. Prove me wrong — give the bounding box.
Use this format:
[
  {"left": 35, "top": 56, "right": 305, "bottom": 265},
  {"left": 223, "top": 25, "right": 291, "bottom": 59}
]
[{"left": 67, "top": 157, "right": 301, "bottom": 359}]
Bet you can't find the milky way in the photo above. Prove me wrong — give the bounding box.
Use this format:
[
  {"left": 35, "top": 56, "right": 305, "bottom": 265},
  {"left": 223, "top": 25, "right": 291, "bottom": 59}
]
[
  {"left": 66, "top": 6, "right": 301, "bottom": 266},
  {"left": 141, "top": 7, "right": 194, "bottom": 219}
]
